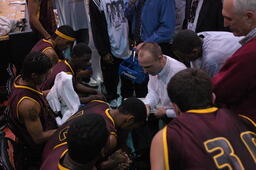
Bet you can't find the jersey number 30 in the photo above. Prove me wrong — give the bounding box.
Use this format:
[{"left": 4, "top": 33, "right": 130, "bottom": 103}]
[{"left": 204, "top": 131, "right": 256, "bottom": 170}]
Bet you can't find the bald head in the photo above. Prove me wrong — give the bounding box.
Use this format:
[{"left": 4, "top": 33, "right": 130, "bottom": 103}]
[
  {"left": 138, "top": 42, "right": 166, "bottom": 76},
  {"left": 138, "top": 42, "right": 162, "bottom": 60}
]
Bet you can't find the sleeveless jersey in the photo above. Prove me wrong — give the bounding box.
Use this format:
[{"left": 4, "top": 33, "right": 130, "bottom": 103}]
[
  {"left": 40, "top": 59, "right": 75, "bottom": 90},
  {"left": 31, "top": 39, "right": 54, "bottom": 53},
  {"left": 31, "top": 0, "right": 57, "bottom": 36},
  {"left": 40, "top": 143, "right": 68, "bottom": 170},
  {"left": 42, "top": 100, "right": 116, "bottom": 161},
  {"left": 163, "top": 107, "right": 256, "bottom": 170},
  {"left": 7, "top": 76, "right": 57, "bottom": 168},
  {"left": 31, "top": 39, "right": 65, "bottom": 59}
]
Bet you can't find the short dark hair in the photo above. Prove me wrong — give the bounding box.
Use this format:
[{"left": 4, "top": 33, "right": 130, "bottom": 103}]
[
  {"left": 167, "top": 68, "right": 213, "bottom": 112},
  {"left": 172, "top": 30, "right": 203, "bottom": 54},
  {"left": 72, "top": 43, "right": 92, "bottom": 58},
  {"left": 21, "top": 52, "right": 52, "bottom": 80},
  {"left": 53, "top": 25, "right": 76, "bottom": 40},
  {"left": 139, "top": 42, "right": 162, "bottom": 60},
  {"left": 118, "top": 97, "right": 147, "bottom": 123},
  {"left": 67, "top": 114, "right": 109, "bottom": 164}
]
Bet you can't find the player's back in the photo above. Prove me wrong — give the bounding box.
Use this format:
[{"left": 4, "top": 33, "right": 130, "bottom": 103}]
[
  {"left": 42, "top": 100, "right": 111, "bottom": 160},
  {"left": 164, "top": 107, "right": 256, "bottom": 170}
]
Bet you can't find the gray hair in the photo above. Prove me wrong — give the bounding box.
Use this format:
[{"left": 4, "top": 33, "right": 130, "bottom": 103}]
[{"left": 233, "top": 0, "right": 256, "bottom": 14}]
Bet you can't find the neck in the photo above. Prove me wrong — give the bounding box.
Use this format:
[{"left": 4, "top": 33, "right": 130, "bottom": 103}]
[
  {"left": 51, "top": 38, "right": 56, "bottom": 47},
  {"left": 109, "top": 109, "right": 121, "bottom": 128},
  {"left": 61, "top": 152, "right": 94, "bottom": 170},
  {"left": 158, "top": 55, "right": 167, "bottom": 73}
]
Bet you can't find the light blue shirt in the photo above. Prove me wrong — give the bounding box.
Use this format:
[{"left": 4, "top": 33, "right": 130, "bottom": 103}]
[{"left": 125, "top": 0, "right": 176, "bottom": 43}]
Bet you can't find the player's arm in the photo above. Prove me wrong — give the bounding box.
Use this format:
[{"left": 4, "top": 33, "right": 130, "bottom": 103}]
[
  {"left": 18, "top": 99, "right": 56, "bottom": 144},
  {"left": 98, "top": 134, "right": 119, "bottom": 169},
  {"left": 27, "top": 0, "right": 51, "bottom": 39},
  {"left": 75, "top": 83, "right": 98, "bottom": 95},
  {"left": 43, "top": 48, "right": 59, "bottom": 65},
  {"left": 150, "top": 129, "right": 165, "bottom": 170},
  {"left": 105, "top": 134, "right": 118, "bottom": 154}
]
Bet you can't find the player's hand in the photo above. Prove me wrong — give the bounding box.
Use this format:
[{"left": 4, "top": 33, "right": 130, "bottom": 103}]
[
  {"left": 117, "top": 162, "right": 130, "bottom": 170},
  {"left": 154, "top": 106, "right": 166, "bottom": 118},
  {"left": 109, "top": 150, "right": 130, "bottom": 166},
  {"left": 103, "top": 53, "right": 114, "bottom": 64}
]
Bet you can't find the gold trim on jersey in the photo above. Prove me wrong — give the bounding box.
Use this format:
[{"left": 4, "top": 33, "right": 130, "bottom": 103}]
[
  {"left": 67, "top": 110, "right": 84, "bottom": 122},
  {"left": 14, "top": 76, "right": 43, "bottom": 95},
  {"left": 90, "top": 100, "right": 108, "bottom": 104},
  {"left": 55, "top": 30, "right": 76, "bottom": 41},
  {"left": 105, "top": 109, "right": 117, "bottom": 136},
  {"left": 42, "top": 46, "right": 54, "bottom": 53},
  {"left": 186, "top": 107, "right": 218, "bottom": 114},
  {"left": 163, "top": 126, "right": 170, "bottom": 170},
  {"left": 58, "top": 149, "right": 69, "bottom": 170},
  {"left": 239, "top": 114, "right": 256, "bottom": 127},
  {"left": 56, "top": 59, "right": 75, "bottom": 75},
  {"left": 16, "top": 96, "right": 40, "bottom": 120},
  {"left": 63, "top": 60, "right": 74, "bottom": 75},
  {"left": 54, "top": 142, "right": 68, "bottom": 149},
  {"left": 42, "top": 39, "right": 54, "bottom": 46},
  {"left": 105, "top": 109, "right": 115, "bottom": 127}
]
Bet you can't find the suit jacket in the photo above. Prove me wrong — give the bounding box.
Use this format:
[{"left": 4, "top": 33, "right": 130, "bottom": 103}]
[{"left": 183, "top": 0, "right": 228, "bottom": 32}]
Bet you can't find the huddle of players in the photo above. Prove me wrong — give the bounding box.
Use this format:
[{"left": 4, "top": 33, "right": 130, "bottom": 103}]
[{"left": 7, "top": 26, "right": 255, "bottom": 170}]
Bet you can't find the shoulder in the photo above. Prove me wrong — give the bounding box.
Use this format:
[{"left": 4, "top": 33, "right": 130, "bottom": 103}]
[
  {"left": 43, "top": 47, "right": 57, "bottom": 57},
  {"left": 166, "top": 56, "right": 186, "bottom": 71},
  {"left": 41, "top": 145, "right": 67, "bottom": 170},
  {"left": 17, "top": 96, "right": 41, "bottom": 119}
]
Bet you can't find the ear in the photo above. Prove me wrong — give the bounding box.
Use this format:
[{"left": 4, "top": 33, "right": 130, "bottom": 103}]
[
  {"left": 212, "top": 92, "right": 216, "bottom": 104},
  {"left": 246, "top": 11, "right": 254, "bottom": 19},
  {"left": 159, "top": 54, "right": 164, "bottom": 62},
  {"left": 126, "top": 115, "right": 135, "bottom": 123}
]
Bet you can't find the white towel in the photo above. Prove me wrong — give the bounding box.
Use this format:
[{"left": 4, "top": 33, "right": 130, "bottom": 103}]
[{"left": 46, "top": 72, "right": 80, "bottom": 126}]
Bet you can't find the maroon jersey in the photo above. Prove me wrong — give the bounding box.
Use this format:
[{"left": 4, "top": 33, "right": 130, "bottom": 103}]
[
  {"left": 163, "top": 107, "right": 256, "bottom": 170},
  {"left": 31, "top": 39, "right": 65, "bottom": 60},
  {"left": 31, "top": 39, "right": 54, "bottom": 53},
  {"left": 40, "top": 143, "right": 68, "bottom": 170},
  {"left": 42, "top": 100, "right": 116, "bottom": 161},
  {"left": 30, "top": 0, "right": 56, "bottom": 36},
  {"left": 40, "top": 59, "right": 75, "bottom": 90},
  {"left": 7, "top": 76, "right": 57, "bottom": 168}
]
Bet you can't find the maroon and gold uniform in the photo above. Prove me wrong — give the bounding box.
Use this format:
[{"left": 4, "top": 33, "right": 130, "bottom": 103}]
[
  {"left": 42, "top": 100, "right": 116, "bottom": 161},
  {"left": 163, "top": 107, "right": 256, "bottom": 170},
  {"left": 31, "top": 39, "right": 65, "bottom": 60},
  {"left": 40, "top": 59, "right": 75, "bottom": 90},
  {"left": 31, "top": 39, "right": 54, "bottom": 54},
  {"left": 40, "top": 143, "right": 68, "bottom": 170},
  {"left": 8, "top": 76, "right": 57, "bottom": 168},
  {"left": 30, "top": 0, "right": 56, "bottom": 36}
]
